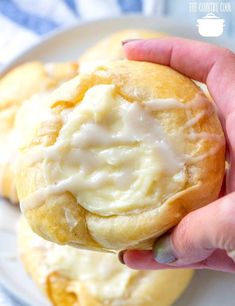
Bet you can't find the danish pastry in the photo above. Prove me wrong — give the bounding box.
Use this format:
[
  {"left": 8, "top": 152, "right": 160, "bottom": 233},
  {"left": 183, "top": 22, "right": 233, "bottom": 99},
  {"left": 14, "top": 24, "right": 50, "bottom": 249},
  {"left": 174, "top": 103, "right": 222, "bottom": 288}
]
[
  {"left": 80, "top": 29, "right": 165, "bottom": 64},
  {"left": 0, "top": 61, "right": 78, "bottom": 203},
  {"left": 16, "top": 60, "right": 225, "bottom": 251},
  {"left": 18, "top": 218, "right": 193, "bottom": 306}
]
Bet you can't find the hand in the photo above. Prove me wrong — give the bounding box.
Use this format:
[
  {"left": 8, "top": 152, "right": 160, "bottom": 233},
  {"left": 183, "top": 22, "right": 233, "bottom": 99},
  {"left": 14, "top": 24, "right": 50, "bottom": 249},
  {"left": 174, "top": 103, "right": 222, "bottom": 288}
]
[{"left": 121, "top": 37, "right": 235, "bottom": 273}]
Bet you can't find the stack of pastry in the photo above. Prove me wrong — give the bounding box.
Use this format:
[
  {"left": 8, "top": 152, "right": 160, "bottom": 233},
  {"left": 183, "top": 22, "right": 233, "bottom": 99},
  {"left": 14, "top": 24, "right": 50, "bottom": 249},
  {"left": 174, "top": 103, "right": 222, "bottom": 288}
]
[
  {"left": 0, "top": 61, "right": 78, "bottom": 203},
  {"left": 0, "top": 29, "right": 226, "bottom": 305},
  {"left": 18, "top": 217, "right": 193, "bottom": 306}
]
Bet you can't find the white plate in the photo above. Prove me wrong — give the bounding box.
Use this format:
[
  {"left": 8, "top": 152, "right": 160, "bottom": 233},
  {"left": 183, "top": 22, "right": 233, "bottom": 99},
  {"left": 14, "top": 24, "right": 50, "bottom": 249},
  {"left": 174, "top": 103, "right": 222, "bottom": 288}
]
[
  {"left": 2, "top": 14, "right": 235, "bottom": 72},
  {"left": 0, "top": 15, "right": 235, "bottom": 306},
  {"left": 0, "top": 200, "right": 50, "bottom": 306}
]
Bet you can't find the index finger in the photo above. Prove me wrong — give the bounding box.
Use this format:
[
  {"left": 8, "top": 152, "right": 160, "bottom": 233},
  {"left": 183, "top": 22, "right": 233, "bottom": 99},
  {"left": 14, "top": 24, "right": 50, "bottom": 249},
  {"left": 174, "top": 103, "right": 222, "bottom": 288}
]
[
  {"left": 124, "top": 37, "right": 235, "bottom": 192},
  {"left": 123, "top": 37, "right": 235, "bottom": 120}
]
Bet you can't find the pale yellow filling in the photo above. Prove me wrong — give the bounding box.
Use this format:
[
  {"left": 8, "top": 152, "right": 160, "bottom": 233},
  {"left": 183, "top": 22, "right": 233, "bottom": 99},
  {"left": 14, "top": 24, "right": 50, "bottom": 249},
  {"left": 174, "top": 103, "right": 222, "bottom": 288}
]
[
  {"left": 20, "top": 84, "right": 188, "bottom": 215},
  {"left": 48, "top": 246, "right": 138, "bottom": 300},
  {"left": 20, "top": 222, "right": 192, "bottom": 305},
  {"left": 20, "top": 223, "right": 138, "bottom": 300}
]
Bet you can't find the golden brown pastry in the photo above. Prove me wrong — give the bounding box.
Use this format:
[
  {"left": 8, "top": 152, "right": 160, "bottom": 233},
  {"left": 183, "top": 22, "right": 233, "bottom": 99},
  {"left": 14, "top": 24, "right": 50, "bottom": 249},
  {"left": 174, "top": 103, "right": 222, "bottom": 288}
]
[
  {"left": 0, "top": 61, "right": 78, "bottom": 203},
  {"left": 16, "top": 60, "right": 225, "bottom": 251},
  {"left": 80, "top": 29, "right": 165, "bottom": 64},
  {"left": 18, "top": 218, "right": 193, "bottom": 306}
]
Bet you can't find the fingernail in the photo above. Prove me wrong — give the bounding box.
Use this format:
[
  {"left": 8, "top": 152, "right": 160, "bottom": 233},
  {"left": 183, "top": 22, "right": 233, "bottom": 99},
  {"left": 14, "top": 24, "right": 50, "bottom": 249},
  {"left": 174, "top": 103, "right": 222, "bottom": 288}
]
[
  {"left": 122, "top": 39, "right": 141, "bottom": 46},
  {"left": 118, "top": 250, "right": 126, "bottom": 264},
  {"left": 153, "top": 235, "right": 177, "bottom": 264}
]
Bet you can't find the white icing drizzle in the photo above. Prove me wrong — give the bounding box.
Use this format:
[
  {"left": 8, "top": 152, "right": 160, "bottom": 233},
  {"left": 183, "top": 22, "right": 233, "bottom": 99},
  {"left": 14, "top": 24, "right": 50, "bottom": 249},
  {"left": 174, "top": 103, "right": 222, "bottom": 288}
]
[
  {"left": 183, "top": 111, "right": 206, "bottom": 129},
  {"left": 187, "top": 132, "right": 224, "bottom": 142},
  {"left": 187, "top": 145, "right": 223, "bottom": 162},
  {"left": 144, "top": 95, "right": 210, "bottom": 111},
  {"left": 23, "top": 101, "right": 183, "bottom": 174},
  {"left": 21, "top": 165, "right": 141, "bottom": 212},
  {"left": 144, "top": 98, "right": 185, "bottom": 110},
  {"left": 19, "top": 85, "right": 224, "bottom": 214},
  {"left": 120, "top": 102, "right": 183, "bottom": 173},
  {"left": 185, "top": 132, "right": 225, "bottom": 162}
]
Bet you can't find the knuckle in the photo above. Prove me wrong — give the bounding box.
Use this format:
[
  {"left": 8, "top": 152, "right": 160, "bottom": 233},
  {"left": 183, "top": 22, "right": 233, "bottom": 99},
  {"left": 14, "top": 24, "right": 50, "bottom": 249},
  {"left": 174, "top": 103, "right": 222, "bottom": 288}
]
[
  {"left": 218, "top": 193, "right": 235, "bottom": 226},
  {"left": 222, "top": 48, "right": 235, "bottom": 58},
  {"left": 172, "top": 216, "right": 194, "bottom": 255},
  {"left": 216, "top": 194, "right": 235, "bottom": 249},
  {"left": 217, "top": 47, "right": 235, "bottom": 62}
]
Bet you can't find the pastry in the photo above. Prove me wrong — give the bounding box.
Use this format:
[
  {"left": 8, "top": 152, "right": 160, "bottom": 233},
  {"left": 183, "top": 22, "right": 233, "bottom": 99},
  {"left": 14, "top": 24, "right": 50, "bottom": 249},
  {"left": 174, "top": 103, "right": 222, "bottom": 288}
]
[
  {"left": 0, "top": 61, "right": 78, "bottom": 203},
  {"left": 18, "top": 218, "right": 193, "bottom": 306},
  {"left": 16, "top": 60, "right": 225, "bottom": 251},
  {"left": 80, "top": 29, "right": 165, "bottom": 64}
]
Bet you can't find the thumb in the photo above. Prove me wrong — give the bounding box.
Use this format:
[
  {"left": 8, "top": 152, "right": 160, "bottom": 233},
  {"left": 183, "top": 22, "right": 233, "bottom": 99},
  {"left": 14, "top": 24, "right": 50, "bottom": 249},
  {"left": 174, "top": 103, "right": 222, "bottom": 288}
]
[
  {"left": 154, "top": 192, "right": 235, "bottom": 265},
  {"left": 123, "top": 193, "right": 235, "bottom": 272}
]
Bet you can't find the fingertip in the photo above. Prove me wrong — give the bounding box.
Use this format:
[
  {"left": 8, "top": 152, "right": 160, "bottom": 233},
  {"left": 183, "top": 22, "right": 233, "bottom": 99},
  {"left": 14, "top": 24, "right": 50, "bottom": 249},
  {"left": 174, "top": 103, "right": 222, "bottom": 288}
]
[
  {"left": 121, "top": 38, "right": 141, "bottom": 46},
  {"left": 124, "top": 250, "right": 150, "bottom": 261},
  {"left": 123, "top": 249, "right": 200, "bottom": 270},
  {"left": 122, "top": 38, "right": 162, "bottom": 59},
  {"left": 122, "top": 39, "right": 144, "bottom": 60},
  {"left": 122, "top": 250, "right": 150, "bottom": 269},
  {"left": 123, "top": 250, "right": 167, "bottom": 270},
  {"left": 122, "top": 37, "right": 176, "bottom": 65}
]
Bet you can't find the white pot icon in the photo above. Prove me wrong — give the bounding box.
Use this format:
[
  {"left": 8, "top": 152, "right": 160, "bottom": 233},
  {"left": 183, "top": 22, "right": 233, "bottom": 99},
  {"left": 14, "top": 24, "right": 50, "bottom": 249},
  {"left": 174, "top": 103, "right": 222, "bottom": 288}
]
[{"left": 197, "top": 13, "right": 225, "bottom": 37}]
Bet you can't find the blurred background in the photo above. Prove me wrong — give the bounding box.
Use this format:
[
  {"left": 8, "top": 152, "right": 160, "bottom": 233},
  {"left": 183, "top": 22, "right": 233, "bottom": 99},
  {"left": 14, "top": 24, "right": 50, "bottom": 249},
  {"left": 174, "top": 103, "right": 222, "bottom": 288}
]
[
  {"left": 0, "top": 0, "right": 234, "bottom": 66},
  {"left": 0, "top": 1, "right": 235, "bottom": 306}
]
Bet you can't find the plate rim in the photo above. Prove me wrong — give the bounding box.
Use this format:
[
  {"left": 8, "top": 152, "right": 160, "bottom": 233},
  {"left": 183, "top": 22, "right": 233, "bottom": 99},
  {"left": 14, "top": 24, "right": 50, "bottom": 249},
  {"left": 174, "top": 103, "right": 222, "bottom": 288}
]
[
  {"left": 0, "top": 14, "right": 166, "bottom": 73},
  {"left": 1, "top": 14, "right": 153, "bottom": 73},
  {"left": 2, "top": 13, "right": 233, "bottom": 74}
]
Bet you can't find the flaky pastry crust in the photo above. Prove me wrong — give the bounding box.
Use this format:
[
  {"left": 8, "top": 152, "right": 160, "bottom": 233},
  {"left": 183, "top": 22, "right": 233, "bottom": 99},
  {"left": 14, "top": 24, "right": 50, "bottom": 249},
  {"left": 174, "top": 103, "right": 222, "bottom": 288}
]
[{"left": 16, "top": 60, "right": 225, "bottom": 251}]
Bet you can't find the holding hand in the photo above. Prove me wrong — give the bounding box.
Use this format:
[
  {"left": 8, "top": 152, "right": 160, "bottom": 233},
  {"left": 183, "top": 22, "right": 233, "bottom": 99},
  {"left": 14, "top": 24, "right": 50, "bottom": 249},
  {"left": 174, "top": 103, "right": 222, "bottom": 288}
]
[{"left": 121, "top": 37, "right": 235, "bottom": 273}]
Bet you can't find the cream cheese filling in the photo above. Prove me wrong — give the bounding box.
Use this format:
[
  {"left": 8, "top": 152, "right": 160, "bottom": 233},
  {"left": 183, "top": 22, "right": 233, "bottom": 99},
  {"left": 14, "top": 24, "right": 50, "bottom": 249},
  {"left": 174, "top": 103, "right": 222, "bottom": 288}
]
[
  {"left": 20, "top": 219, "right": 193, "bottom": 305},
  {"left": 19, "top": 84, "right": 224, "bottom": 215},
  {"left": 23, "top": 225, "right": 139, "bottom": 300}
]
